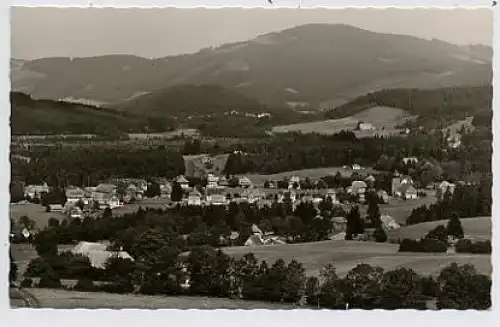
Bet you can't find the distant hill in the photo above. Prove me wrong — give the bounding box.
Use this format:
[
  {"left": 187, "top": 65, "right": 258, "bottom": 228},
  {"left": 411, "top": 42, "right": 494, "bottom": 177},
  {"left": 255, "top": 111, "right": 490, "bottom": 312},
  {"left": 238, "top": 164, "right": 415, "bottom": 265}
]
[
  {"left": 119, "top": 84, "right": 274, "bottom": 118},
  {"left": 11, "top": 24, "right": 492, "bottom": 110},
  {"left": 10, "top": 92, "right": 174, "bottom": 135}
]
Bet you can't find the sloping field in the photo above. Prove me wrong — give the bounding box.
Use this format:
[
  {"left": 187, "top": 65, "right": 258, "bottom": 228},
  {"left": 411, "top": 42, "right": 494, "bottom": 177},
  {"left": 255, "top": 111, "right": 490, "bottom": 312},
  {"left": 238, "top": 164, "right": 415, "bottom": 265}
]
[
  {"left": 333, "top": 254, "right": 491, "bottom": 277},
  {"left": 271, "top": 106, "right": 415, "bottom": 137},
  {"left": 223, "top": 240, "right": 491, "bottom": 277},
  {"left": 388, "top": 216, "right": 491, "bottom": 241},
  {"left": 246, "top": 166, "right": 379, "bottom": 186},
  {"left": 23, "top": 289, "right": 296, "bottom": 309},
  {"left": 224, "top": 240, "right": 397, "bottom": 276}
]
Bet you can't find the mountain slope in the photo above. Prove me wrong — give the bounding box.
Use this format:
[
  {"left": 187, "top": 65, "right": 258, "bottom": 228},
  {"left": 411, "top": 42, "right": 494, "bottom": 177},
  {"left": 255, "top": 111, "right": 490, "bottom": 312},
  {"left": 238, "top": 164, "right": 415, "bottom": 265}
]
[
  {"left": 10, "top": 92, "right": 174, "bottom": 135},
  {"left": 11, "top": 24, "right": 492, "bottom": 109},
  {"left": 325, "top": 85, "right": 492, "bottom": 129}
]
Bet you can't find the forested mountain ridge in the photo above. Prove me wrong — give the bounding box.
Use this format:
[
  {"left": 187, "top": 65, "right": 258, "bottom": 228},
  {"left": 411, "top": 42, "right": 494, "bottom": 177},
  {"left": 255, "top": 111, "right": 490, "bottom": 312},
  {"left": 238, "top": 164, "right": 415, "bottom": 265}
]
[{"left": 11, "top": 24, "right": 491, "bottom": 110}]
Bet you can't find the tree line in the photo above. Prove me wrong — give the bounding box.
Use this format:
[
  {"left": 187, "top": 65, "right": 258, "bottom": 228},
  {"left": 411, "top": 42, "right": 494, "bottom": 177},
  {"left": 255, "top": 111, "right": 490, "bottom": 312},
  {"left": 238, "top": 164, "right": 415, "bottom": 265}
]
[
  {"left": 21, "top": 242, "right": 491, "bottom": 310},
  {"left": 406, "top": 182, "right": 491, "bottom": 226},
  {"left": 11, "top": 146, "right": 185, "bottom": 187}
]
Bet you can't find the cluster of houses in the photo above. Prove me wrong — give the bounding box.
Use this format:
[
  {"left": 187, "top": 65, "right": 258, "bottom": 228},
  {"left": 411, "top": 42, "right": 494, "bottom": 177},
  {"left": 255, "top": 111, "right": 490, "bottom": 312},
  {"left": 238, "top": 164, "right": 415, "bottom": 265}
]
[{"left": 19, "top": 161, "right": 461, "bottom": 227}]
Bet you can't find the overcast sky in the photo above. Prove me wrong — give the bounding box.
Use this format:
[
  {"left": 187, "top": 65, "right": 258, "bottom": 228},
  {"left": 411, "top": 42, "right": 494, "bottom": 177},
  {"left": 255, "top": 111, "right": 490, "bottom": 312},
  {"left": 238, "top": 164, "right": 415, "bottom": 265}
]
[{"left": 11, "top": 7, "right": 492, "bottom": 60}]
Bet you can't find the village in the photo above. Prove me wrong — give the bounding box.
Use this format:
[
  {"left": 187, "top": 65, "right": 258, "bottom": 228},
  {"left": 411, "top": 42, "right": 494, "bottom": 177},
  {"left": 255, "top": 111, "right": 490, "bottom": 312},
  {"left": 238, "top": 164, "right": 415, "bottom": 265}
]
[{"left": 13, "top": 156, "right": 460, "bottom": 247}]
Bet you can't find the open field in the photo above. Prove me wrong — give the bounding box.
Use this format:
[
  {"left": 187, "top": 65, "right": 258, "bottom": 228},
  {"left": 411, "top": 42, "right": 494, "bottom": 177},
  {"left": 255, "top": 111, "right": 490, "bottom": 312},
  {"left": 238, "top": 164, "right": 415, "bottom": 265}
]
[
  {"left": 223, "top": 240, "right": 491, "bottom": 277},
  {"left": 271, "top": 106, "right": 415, "bottom": 137},
  {"left": 388, "top": 216, "right": 491, "bottom": 241},
  {"left": 10, "top": 203, "right": 65, "bottom": 231},
  {"left": 246, "top": 166, "right": 379, "bottom": 186},
  {"left": 21, "top": 288, "right": 297, "bottom": 309},
  {"left": 360, "top": 192, "right": 438, "bottom": 225}
]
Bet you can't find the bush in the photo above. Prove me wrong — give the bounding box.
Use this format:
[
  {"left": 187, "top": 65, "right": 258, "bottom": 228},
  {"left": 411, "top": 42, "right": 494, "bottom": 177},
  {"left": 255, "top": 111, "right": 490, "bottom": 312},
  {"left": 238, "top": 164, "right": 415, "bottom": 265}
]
[
  {"left": 424, "top": 225, "right": 448, "bottom": 243},
  {"left": 20, "top": 278, "right": 33, "bottom": 288},
  {"left": 373, "top": 228, "right": 388, "bottom": 243},
  {"left": 50, "top": 251, "right": 93, "bottom": 279},
  {"left": 25, "top": 257, "right": 52, "bottom": 277},
  {"left": 455, "top": 239, "right": 491, "bottom": 254},
  {"left": 38, "top": 270, "right": 62, "bottom": 289},
  {"left": 399, "top": 239, "right": 422, "bottom": 252},
  {"left": 398, "top": 238, "right": 447, "bottom": 253},
  {"left": 420, "top": 238, "right": 448, "bottom": 253},
  {"left": 74, "top": 278, "right": 96, "bottom": 292},
  {"left": 98, "top": 280, "right": 134, "bottom": 294}
]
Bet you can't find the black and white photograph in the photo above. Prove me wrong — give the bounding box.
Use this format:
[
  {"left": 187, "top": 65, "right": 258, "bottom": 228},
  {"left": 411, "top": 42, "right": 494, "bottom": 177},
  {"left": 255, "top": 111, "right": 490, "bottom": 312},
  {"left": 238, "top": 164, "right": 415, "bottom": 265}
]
[{"left": 8, "top": 5, "right": 492, "bottom": 310}]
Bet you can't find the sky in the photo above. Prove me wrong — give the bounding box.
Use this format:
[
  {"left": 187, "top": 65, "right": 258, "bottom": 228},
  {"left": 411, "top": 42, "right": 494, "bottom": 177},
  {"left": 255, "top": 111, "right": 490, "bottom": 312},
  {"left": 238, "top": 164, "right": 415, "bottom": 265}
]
[{"left": 10, "top": 7, "right": 492, "bottom": 60}]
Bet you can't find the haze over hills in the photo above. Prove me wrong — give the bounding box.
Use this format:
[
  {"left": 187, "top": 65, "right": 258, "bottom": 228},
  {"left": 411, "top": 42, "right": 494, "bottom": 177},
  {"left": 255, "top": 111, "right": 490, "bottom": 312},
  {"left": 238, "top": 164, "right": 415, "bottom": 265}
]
[{"left": 11, "top": 24, "right": 492, "bottom": 113}]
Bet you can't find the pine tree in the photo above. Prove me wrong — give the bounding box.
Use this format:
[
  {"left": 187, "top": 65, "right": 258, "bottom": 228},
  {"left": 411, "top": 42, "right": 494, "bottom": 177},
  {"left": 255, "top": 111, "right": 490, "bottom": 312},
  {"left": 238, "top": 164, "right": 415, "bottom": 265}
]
[
  {"left": 373, "top": 227, "right": 388, "bottom": 243},
  {"left": 447, "top": 213, "right": 464, "bottom": 239},
  {"left": 346, "top": 206, "right": 364, "bottom": 239},
  {"left": 170, "top": 181, "right": 183, "bottom": 202},
  {"left": 366, "top": 193, "right": 382, "bottom": 228}
]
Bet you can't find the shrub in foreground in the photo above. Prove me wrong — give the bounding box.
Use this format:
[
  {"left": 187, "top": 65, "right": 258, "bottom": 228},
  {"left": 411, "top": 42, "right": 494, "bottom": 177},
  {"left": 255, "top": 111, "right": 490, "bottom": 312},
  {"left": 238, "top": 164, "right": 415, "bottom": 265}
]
[
  {"left": 20, "top": 277, "right": 33, "bottom": 288},
  {"left": 74, "top": 278, "right": 97, "bottom": 292},
  {"left": 38, "top": 270, "right": 62, "bottom": 289},
  {"left": 455, "top": 239, "right": 491, "bottom": 254},
  {"left": 398, "top": 238, "right": 447, "bottom": 253}
]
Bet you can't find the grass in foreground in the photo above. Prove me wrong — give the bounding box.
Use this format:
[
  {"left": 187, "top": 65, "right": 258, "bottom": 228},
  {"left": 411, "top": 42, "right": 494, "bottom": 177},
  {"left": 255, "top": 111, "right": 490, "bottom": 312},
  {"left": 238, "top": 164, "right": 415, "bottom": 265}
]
[{"left": 22, "top": 288, "right": 298, "bottom": 309}]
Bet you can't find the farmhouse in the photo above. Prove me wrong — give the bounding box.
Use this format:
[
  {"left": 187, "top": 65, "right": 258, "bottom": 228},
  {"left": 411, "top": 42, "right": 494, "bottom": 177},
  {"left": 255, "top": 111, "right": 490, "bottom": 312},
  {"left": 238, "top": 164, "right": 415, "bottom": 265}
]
[
  {"left": 352, "top": 164, "right": 362, "bottom": 170},
  {"left": 65, "top": 187, "right": 91, "bottom": 205},
  {"left": 71, "top": 241, "right": 134, "bottom": 269},
  {"left": 241, "top": 189, "right": 265, "bottom": 204},
  {"left": 218, "top": 176, "right": 229, "bottom": 187},
  {"left": 377, "top": 190, "right": 389, "bottom": 204},
  {"left": 350, "top": 180, "right": 367, "bottom": 202},
  {"left": 447, "top": 134, "right": 462, "bottom": 149},
  {"left": 238, "top": 176, "right": 253, "bottom": 188},
  {"left": 176, "top": 175, "right": 190, "bottom": 190},
  {"left": 288, "top": 175, "right": 301, "bottom": 189},
  {"left": 47, "top": 204, "right": 64, "bottom": 212},
  {"left": 436, "top": 181, "right": 456, "bottom": 199},
  {"left": 187, "top": 189, "right": 202, "bottom": 206},
  {"left": 357, "top": 122, "right": 376, "bottom": 131},
  {"left": 391, "top": 175, "right": 413, "bottom": 196},
  {"left": 97, "top": 194, "right": 121, "bottom": 209},
  {"left": 331, "top": 216, "right": 347, "bottom": 233},
  {"left": 380, "top": 215, "right": 400, "bottom": 230},
  {"left": 206, "top": 173, "right": 220, "bottom": 188},
  {"left": 325, "top": 189, "right": 338, "bottom": 203},
  {"left": 95, "top": 183, "right": 117, "bottom": 195},
  {"left": 125, "top": 183, "right": 144, "bottom": 201},
  {"left": 402, "top": 157, "right": 419, "bottom": 165},
  {"left": 402, "top": 184, "right": 418, "bottom": 200},
  {"left": 24, "top": 183, "right": 50, "bottom": 200},
  {"left": 364, "top": 174, "right": 376, "bottom": 187},
  {"left": 64, "top": 204, "right": 84, "bottom": 219}
]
